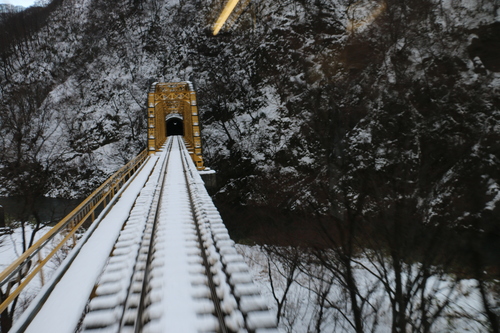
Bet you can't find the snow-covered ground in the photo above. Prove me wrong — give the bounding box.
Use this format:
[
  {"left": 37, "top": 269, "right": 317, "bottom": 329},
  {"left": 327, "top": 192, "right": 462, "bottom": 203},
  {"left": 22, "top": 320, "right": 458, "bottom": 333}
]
[
  {"left": 237, "top": 245, "right": 492, "bottom": 333},
  {"left": 0, "top": 224, "right": 56, "bottom": 316},
  {"left": 0, "top": 226, "right": 495, "bottom": 332}
]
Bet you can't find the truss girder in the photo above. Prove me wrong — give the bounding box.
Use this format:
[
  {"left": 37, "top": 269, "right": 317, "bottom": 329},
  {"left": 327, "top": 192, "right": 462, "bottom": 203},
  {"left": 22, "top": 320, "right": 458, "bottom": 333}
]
[{"left": 147, "top": 82, "right": 204, "bottom": 170}]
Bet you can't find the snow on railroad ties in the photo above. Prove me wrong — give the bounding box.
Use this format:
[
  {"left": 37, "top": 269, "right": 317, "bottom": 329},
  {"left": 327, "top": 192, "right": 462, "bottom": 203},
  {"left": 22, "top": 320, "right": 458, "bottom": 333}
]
[{"left": 143, "top": 138, "right": 218, "bottom": 333}]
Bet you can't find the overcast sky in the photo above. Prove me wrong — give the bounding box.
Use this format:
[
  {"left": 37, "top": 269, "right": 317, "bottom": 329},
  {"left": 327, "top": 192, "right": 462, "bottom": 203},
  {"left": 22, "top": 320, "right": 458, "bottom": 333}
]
[{"left": 1, "top": 0, "right": 37, "bottom": 7}]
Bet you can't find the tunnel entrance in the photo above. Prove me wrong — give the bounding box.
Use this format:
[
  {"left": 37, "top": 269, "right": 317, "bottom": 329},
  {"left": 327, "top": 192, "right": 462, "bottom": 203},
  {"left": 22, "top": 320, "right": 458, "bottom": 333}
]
[{"left": 166, "top": 118, "right": 184, "bottom": 136}]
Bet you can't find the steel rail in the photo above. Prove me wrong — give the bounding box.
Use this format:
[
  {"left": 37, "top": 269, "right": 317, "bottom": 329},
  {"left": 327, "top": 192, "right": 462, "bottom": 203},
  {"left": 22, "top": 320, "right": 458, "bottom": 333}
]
[
  {"left": 179, "top": 136, "right": 230, "bottom": 333},
  {"left": 131, "top": 137, "right": 174, "bottom": 333}
]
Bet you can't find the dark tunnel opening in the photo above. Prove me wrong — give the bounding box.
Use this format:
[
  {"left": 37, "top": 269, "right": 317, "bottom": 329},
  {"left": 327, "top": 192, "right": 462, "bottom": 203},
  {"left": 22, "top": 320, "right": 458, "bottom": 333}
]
[{"left": 166, "top": 118, "right": 184, "bottom": 136}]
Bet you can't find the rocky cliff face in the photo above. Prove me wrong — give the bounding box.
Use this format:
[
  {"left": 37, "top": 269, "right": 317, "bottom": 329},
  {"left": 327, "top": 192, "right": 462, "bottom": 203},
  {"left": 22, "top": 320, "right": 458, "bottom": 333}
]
[{"left": 0, "top": 0, "right": 498, "bottom": 234}]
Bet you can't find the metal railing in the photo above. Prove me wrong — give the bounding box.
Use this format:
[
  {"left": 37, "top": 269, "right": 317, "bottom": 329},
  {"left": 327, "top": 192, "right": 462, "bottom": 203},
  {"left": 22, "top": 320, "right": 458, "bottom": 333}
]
[{"left": 0, "top": 149, "right": 149, "bottom": 315}]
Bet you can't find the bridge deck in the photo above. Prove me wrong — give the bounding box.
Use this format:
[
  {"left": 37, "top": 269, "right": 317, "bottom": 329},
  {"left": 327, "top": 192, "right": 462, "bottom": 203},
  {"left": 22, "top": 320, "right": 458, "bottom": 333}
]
[{"left": 13, "top": 137, "right": 277, "bottom": 333}]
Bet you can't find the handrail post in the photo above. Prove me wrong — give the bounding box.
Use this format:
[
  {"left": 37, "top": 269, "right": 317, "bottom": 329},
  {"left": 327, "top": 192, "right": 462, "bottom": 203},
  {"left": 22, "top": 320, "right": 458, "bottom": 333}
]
[
  {"left": 69, "top": 219, "right": 77, "bottom": 247},
  {"left": 37, "top": 252, "right": 45, "bottom": 286}
]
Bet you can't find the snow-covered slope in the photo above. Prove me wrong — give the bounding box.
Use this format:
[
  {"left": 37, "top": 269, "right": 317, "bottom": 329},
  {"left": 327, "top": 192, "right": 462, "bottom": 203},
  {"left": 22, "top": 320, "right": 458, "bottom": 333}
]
[{"left": 0, "top": 0, "right": 498, "bottom": 230}]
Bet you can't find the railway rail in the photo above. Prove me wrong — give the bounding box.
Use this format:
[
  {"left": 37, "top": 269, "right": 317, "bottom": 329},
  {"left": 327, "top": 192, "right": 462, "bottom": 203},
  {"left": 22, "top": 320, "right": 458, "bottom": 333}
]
[{"left": 14, "top": 136, "right": 277, "bottom": 333}]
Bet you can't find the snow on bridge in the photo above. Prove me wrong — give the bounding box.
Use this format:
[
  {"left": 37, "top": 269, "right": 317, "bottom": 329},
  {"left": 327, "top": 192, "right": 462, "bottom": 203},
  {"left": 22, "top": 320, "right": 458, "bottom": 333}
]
[{"left": 3, "top": 136, "right": 277, "bottom": 333}]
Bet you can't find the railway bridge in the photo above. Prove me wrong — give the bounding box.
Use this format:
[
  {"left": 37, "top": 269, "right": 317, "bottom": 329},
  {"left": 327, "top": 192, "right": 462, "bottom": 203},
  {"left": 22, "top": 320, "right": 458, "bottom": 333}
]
[{"left": 0, "top": 82, "right": 277, "bottom": 333}]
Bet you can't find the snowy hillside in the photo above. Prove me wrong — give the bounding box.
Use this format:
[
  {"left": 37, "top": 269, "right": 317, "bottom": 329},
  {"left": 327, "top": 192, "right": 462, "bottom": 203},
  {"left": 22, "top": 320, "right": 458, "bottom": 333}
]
[{"left": 0, "top": 0, "right": 498, "bottom": 223}]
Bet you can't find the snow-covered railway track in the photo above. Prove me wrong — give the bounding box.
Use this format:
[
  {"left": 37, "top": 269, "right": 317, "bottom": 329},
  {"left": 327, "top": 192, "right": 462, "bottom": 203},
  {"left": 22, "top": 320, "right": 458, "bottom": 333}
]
[
  {"left": 78, "top": 136, "right": 277, "bottom": 333},
  {"left": 17, "top": 136, "right": 277, "bottom": 333},
  {"left": 80, "top": 136, "right": 217, "bottom": 332},
  {"left": 80, "top": 137, "right": 175, "bottom": 332}
]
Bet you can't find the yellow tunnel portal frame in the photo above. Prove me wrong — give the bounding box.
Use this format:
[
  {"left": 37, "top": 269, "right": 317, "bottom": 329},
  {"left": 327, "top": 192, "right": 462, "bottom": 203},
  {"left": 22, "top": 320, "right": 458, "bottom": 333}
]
[{"left": 147, "top": 82, "right": 205, "bottom": 170}]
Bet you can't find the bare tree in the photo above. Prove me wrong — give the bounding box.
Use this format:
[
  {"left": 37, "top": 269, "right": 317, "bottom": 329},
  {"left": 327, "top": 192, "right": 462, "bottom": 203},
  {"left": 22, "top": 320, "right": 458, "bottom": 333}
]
[
  {"left": 0, "top": 84, "right": 70, "bottom": 331},
  {"left": 262, "top": 245, "right": 301, "bottom": 325}
]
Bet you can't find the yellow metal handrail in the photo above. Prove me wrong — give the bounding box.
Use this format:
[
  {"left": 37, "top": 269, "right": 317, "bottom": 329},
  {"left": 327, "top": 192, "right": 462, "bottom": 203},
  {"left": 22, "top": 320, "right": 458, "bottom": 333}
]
[{"left": 0, "top": 149, "right": 148, "bottom": 315}]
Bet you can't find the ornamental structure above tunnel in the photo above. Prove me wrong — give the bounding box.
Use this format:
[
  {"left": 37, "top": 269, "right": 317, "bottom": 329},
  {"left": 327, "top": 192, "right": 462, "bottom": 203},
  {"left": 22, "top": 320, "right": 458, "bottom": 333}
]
[{"left": 147, "top": 81, "right": 205, "bottom": 170}]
